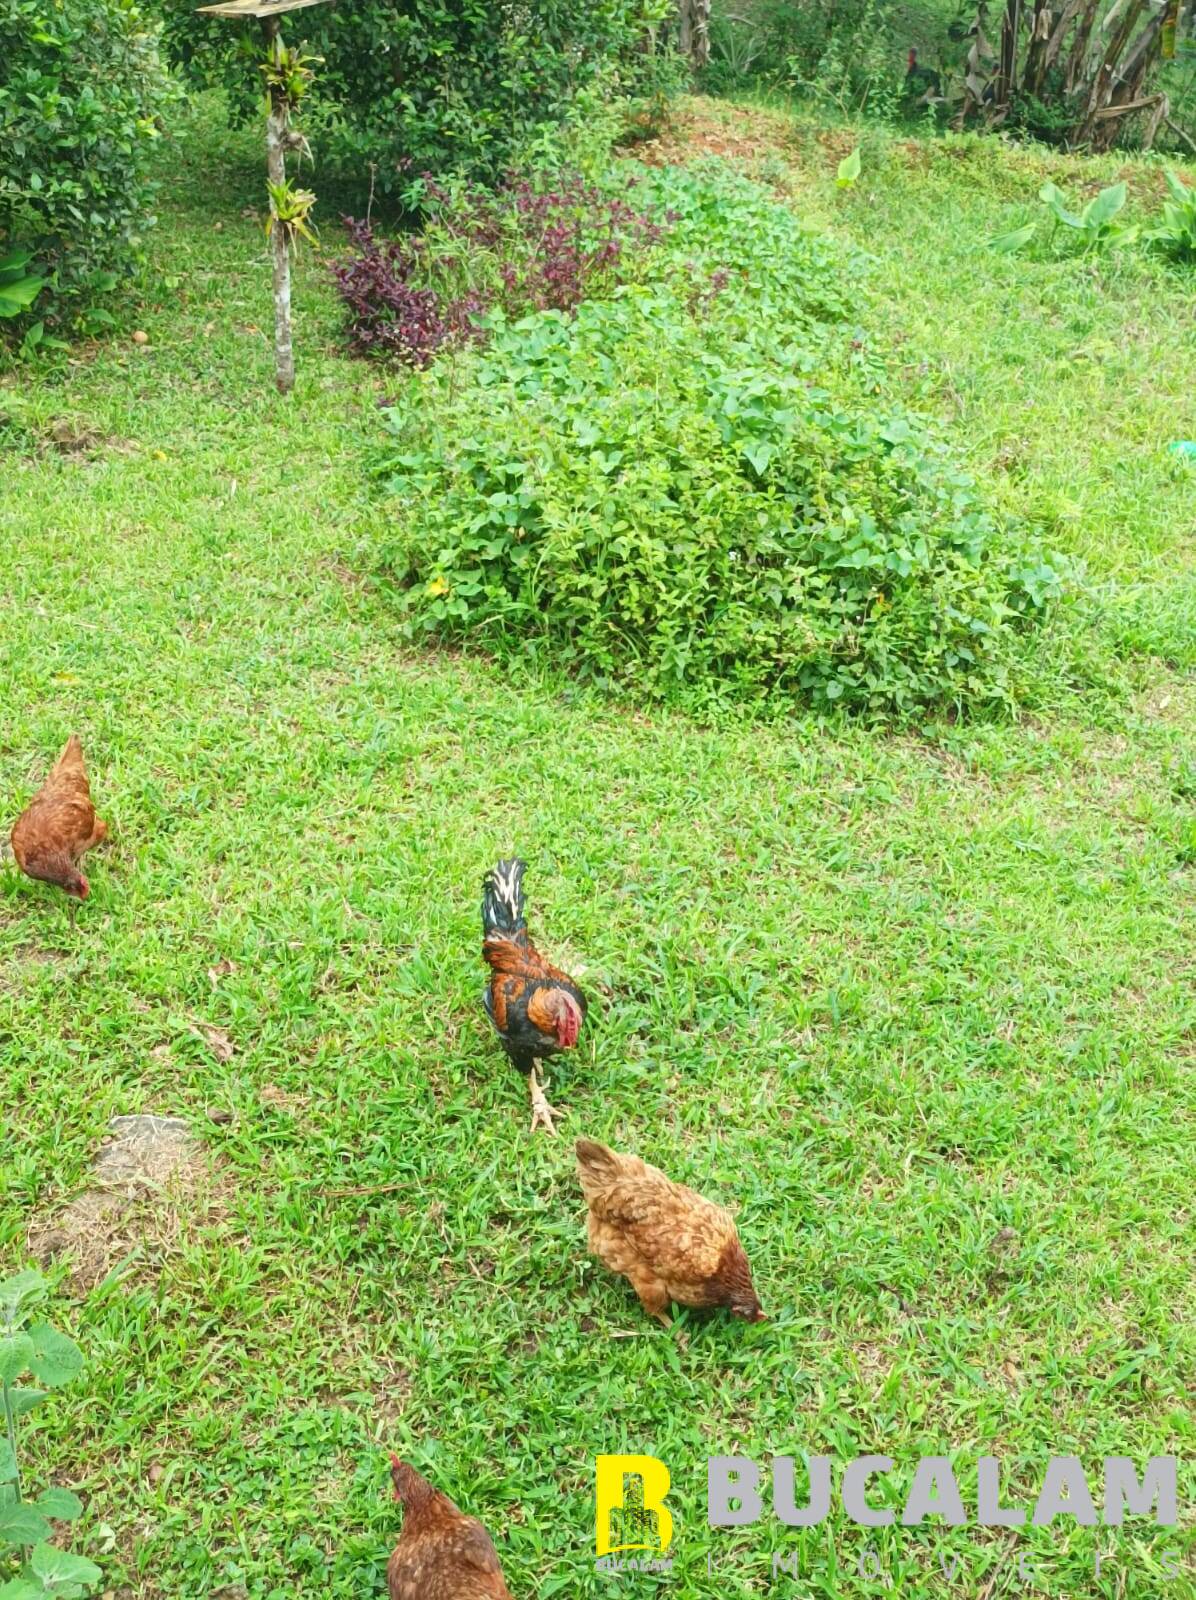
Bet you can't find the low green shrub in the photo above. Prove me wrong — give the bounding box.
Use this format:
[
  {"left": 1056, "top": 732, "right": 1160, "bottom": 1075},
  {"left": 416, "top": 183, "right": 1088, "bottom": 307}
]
[
  {"left": 0, "top": 0, "right": 177, "bottom": 325},
  {"left": 375, "top": 166, "right": 1064, "bottom": 717}
]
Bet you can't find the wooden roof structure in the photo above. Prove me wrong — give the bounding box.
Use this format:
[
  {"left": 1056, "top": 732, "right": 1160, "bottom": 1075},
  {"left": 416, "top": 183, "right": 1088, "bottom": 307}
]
[{"left": 196, "top": 0, "right": 330, "bottom": 18}]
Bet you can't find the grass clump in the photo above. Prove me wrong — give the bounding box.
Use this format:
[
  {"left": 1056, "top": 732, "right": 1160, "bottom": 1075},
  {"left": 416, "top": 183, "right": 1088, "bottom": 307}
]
[{"left": 376, "top": 164, "right": 1065, "bottom": 716}]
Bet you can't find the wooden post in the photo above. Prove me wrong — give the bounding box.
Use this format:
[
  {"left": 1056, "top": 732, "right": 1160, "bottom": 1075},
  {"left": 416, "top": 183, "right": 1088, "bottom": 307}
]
[
  {"left": 260, "top": 14, "right": 294, "bottom": 395},
  {"left": 196, "top": 0, "right": 332, "bottom": 394}
]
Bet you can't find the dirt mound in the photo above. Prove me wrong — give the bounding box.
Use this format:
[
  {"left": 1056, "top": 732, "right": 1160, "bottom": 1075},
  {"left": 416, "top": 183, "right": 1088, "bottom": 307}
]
[{"left": 28, "top": 1114, "right": 224, "bottom": 1291}]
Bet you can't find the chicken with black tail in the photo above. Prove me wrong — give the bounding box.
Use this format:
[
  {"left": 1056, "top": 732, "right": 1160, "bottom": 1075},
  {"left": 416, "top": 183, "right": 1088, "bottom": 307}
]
[{"left": 481, "top": 858, "right": 587, "bottom": 1135}]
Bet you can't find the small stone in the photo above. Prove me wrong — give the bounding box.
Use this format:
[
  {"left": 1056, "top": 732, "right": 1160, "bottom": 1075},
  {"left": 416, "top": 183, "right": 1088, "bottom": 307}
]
[{"left": 131, "top": 330, "right": 149, "bottom": 345}]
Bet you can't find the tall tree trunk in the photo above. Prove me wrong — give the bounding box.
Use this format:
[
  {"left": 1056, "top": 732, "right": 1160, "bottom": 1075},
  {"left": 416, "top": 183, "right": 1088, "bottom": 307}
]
[
  {"left": 1063, "top": 0, "right": 1101, "bottom": 94},
  {"left": 1042, "top": 0, "right": 1086, "bottom": 75},
  {"left": 678, "top": 0, "right": 711, "bottom": 71},
  {"left": 261, "top": 16, "right": 295, "bottom": 397},
  {"left": 1076, "top": 0, "right": 1147, "bottom": 141},
  {"left": 995, "top": 0, "right": 1023, "bottom": 108},
  {"left": 1023, "top": 0, "right": 1054, "bottom": 94},
  {"left": 1089, "top": 9, "right": 1167, "bottom": 146}
]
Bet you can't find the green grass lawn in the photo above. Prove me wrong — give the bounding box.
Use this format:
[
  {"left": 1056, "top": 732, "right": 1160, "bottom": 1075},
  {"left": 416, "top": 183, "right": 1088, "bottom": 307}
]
[{"left": 1, "top": 96, "right": 1193, "bottom": 1598}]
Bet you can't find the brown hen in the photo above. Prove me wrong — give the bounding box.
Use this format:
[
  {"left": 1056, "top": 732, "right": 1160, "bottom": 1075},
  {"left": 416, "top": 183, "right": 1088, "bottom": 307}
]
[
  {"left": 11, "top": 735, "right": 107, "bottom": 903},
  {"left": 576, "top": 1138, "right": 766, "bottom": 1326},
  {"left": 387, "top": 1458, "right": 515, "bottom": 1600}
]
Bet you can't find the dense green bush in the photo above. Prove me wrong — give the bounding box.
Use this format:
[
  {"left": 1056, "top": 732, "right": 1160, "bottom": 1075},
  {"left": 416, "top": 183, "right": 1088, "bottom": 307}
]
[
  {"left": 374, "top": 165, "right": 1064, "bottom": 716},
  {"left": 0, "top": 0, "right": 177, "bottom": 321},
  {"left": 159, "top": 0, "right": 677, "bottom": 193}
]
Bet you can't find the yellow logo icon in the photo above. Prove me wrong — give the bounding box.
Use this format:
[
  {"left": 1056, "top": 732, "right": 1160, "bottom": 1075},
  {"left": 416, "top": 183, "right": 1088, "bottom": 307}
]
[{"left": 595, "top": 1455, "right": 674, "bottom": 1558}]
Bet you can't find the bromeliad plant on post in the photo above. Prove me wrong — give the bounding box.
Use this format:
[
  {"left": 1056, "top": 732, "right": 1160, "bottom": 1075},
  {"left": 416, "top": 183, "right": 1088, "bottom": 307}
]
[
  {"left": 258, "top": 31, "right": 320, "bottom": 393},
  {"left": 0, "top": 1270, "right": 99, "bottom": 1599},
  {"left": 194, "top": 0, "right": 327, "bottom": 393}
]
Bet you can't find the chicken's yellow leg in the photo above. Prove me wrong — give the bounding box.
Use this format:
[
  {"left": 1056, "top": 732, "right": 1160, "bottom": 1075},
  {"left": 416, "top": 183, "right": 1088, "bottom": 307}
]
[{"left": 528, "top": 1063, "right": 562, "bottom": 1136}]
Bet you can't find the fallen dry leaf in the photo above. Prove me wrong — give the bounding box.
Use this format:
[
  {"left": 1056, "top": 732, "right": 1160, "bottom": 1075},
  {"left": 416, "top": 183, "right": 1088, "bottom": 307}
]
[
  {"left": 189, "top": 1019, "right": 234, "bottom": 1063},
  {"left": 258, "top": 1083, "right": 305, "bottom": 1114},
  {"left": 208, "top": 959, "right": 237, "bottom": 989}
]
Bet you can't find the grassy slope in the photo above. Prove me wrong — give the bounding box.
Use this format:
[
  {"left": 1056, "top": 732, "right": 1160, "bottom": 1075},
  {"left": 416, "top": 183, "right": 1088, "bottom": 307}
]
[{"left": 1, "top": 98, "right": 1193, "bottom": 1598}]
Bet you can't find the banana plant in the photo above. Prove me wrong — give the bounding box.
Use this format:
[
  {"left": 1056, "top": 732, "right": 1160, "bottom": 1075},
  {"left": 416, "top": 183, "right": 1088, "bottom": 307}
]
[{"left": 0, "top": 1272, "right": 99, "bottom": 1599}]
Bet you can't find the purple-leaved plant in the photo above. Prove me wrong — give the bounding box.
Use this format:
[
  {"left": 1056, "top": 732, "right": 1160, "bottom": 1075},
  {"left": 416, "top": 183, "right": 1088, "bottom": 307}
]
[{"left": 331, "top": 174, "right": 666, "bottom": 367}]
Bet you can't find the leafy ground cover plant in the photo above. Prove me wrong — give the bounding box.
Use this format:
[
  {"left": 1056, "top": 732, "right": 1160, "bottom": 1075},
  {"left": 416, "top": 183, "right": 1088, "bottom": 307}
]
[
  {"left": 375, "top": 164, "right": 1065, "bottom": 716},
  {"left": 0, "top": 1271, "right": 98, "bottom": 1598},
  {"left": 331, "top": 174, "right": 666, "bottom": 367}
]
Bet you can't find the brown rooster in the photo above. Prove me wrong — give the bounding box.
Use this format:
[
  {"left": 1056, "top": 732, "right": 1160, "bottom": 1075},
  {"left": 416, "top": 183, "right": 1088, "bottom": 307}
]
[
  {"left": 576, "top": 1138, "right": 766, "bottom": 1327},
  {"left": 11, "top": 736, "right": 107, "bottom": 909},
  {"left": 386, "top": 1456, "right": 515, "bottom": 1600},
  {"left": 481, "top": 859, "right": 586, "bottom": 1136}
]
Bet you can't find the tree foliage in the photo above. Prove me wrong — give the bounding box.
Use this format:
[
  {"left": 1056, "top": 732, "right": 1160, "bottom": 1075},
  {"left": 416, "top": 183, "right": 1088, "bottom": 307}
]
[
  {"left": 161, "top": 0, "right": 677, "bottom": 192},
  {"left": 0, "top": 0, "right": 177, "bottom": 320}
]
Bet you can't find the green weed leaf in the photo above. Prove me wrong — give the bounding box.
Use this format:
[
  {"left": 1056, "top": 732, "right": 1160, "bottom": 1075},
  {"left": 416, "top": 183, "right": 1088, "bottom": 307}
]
[
  {"left": 34, "top": 1492, "right": 82, "bottom": 1525},
  {"left": 0, "top": 1505, "right": 51, "bottom": 1546},
  {"left": 31, "top": 1543, "right": 102, "bottom": 1588},
  {"left": 4, "top": 1390, "right": 47, "bottom": 1420},
  {"left": 1039, "top": 181, "right": 1082, "bottom": 227},
  {"left": 0, "top": 1579, "right": 46, "bottom": 1600},
  {"left": 988, "top": 222, "right": 1037, "bottom": 253},
  {"left": 0, "top": 278, "right": 47, "bottom": 317},
  {"left": 0, "top": 1337, "right": 33, "bottom": 1384},
  {"left": 1083, "top": 181, "right": 1126, "bottom": 230},
  {"left": 25, "top": 1329, "right": 82, "bottom": 1391},
  {"left": 0, "top": 1275, "right": 44, "bottom": 1315},
  {"left": 0, "top": 252, "right": 34, "bottom": 284}
]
